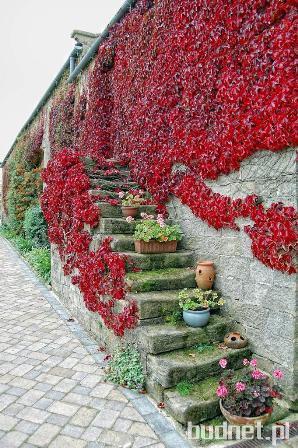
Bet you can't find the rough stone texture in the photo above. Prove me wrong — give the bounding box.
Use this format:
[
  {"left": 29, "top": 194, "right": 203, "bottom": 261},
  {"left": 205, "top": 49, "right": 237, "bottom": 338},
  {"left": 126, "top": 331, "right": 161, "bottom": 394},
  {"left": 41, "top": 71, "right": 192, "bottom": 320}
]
[
  {"left": 168, "top": 147, "right": 297, "bottom": 401},
  {"left": 0, "top": 236, "right": 190, "bottom": 447}
]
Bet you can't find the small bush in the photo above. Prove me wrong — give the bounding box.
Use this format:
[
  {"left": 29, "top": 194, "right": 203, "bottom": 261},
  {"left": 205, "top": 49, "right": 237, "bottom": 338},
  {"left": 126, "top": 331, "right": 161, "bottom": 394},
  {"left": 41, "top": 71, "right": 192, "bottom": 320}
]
[
  {"left": 106, "top": 345, "right": 145, "bottom": 390},
  {"left": 23, "top": 205, "right": 49, "bottom": 248},
  {"left": 25, "top": 248, "right": 51, "bottom": 283},
  {"left": 13, "top": 236, "right": 33, "bottom": 254}
]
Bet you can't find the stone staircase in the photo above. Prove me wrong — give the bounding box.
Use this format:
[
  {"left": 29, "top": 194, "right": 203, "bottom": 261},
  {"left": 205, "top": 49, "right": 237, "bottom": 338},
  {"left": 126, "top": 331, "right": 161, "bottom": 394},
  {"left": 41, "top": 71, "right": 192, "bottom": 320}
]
[{"left": 87, "top": 160, "right": 251, "bottom": 427}]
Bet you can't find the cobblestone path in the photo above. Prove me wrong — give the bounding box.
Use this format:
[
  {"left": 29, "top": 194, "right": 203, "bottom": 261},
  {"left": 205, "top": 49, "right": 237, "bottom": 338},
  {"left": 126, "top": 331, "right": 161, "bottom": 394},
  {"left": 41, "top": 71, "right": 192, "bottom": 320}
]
[{"left": 0, "top": 237, "right": 188, "bottom": 448}]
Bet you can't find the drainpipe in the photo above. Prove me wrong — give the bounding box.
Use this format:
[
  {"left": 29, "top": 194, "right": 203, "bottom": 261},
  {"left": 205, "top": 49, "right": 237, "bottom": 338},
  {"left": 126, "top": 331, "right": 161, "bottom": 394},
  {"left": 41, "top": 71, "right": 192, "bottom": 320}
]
[
  {"left": 68, "top": 0, "right": 137, "bottom": 83},
  {"left": 69, "top": 43, "right": 83, "bottom": 74}
]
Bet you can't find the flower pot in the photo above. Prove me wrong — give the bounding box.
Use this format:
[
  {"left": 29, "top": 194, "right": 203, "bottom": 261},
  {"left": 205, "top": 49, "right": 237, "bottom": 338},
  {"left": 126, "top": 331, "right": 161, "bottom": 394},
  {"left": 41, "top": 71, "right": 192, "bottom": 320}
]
[
  {"left": 195, "top": 261, "right": 215, "bottom": 290},
  {"left": 134, "top": 240, "right": 177, "bottom": 254},
  {"left": 219, "top": 400, "right": 270, "bottom": 426},
  {"left": 224, "top": 332, "right": 248, "bottom": 349},
  {"left": 182, "top": 308, "right": 210, "bottom": 328},
  {"left": 121, "top": 206, "right": 139, "bottom": 218}
]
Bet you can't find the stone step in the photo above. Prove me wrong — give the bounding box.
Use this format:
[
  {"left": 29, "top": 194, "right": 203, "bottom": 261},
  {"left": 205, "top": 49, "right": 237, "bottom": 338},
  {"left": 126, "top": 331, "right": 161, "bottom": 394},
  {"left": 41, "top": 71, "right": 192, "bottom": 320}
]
[
  {"left": 90, "top": 178, "right": 139, "bottom": 190},
  {"left": 147, "top": 345, "right": 250, "bottom": 387},
  {"left": 96, "top": 202, "right": 156, "bottom": 218},
  {"left": 126, "top": 267, "right": 196, "bottom": 293},
  {"left": 97, "top": 217, "right": 141, "bottom": 234},
  {"left": 127, "top": 290, "right": 180, "bottom": 320},
  {"left": 90, "top": 234, "right": 136, "bottom": 252},
  {"left": 164, "top": 376, "right": 220, "bottom": 424},
  {"left": 90, "top": 189, "right": 119, "bottom": 199},
  {"left": 137, "top": 315, "right": 231, "bottom": 355},
  {"left": 123, "top": 250, "right": 194, "bottom": 272}
]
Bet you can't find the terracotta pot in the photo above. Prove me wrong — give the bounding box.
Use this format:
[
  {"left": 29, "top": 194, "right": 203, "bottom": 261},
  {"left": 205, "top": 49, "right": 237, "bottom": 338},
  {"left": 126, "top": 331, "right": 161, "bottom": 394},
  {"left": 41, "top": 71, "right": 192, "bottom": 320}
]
[
  {"left": 134, "top": 240, "right": 177, "bottom": 254},
  {"left": 220, "top": 400, "right": 270, "bottom": 426},
  {"left": 121, "top": 206, "right": 139, "bottom": 218},
  {"left": 195, "top": 261, "right": 215, "bottom": 290},
  {"left": 224, "top": 332, "right": 248, "bottom": 349}
]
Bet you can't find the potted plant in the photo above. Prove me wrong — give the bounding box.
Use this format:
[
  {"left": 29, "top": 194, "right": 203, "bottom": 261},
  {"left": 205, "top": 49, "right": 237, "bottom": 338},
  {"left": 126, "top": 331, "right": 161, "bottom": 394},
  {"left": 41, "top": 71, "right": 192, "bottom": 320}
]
[
  {"left": 119, "top": 190, "right": 144, "bottom": 218},
  {"left": 132, "top": 213, "right": 182, "bottom": 253},
  {"left": 217, "top": 357, "right": 284, "bottom": 425},
  {"left": 178, "top": 288, "right": 225, "bottom": 327}
]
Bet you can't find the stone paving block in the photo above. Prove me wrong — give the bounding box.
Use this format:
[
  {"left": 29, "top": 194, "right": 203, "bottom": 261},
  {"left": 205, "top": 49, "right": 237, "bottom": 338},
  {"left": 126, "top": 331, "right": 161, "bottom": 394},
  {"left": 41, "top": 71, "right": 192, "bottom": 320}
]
[
  {"left": 113, "top": 417, "right": 133, "bottom": 433},
  {"left": 91, "top": 409, "right": 119, "bottom": 429},
  {"left": 3, "top": 403, "right": 25, "bottom": 417},
  {"left": 129, "top": 422, "right": 158, "bottom": 439},
  {"left": 0, "top": 414, "right": 18, "bottom": 431},
  {"left": 0, "top": 393, "right": 17, "bottom": 411},
  {"left": 70, "top": 407, "right": 97, "bottom": 427},
  {"left": 49, "top": 435, "right": 87, "bottom": 448},
  {"left": 90, "top": 383, "right": 114, "bottom": 398},
  {"left": 46, "top": 413, "right": 70, "bottom": 427},
  {"left": 81, "top": 426, "right": 103, "bottom": 442},
  {"left": 100, "top": 429, "right": 133, "bottom": 447},
  {"left": 48, "top": 401, "right": 79, "bottom": 417},
  {"left": 18, "top": 389, "right": 45, "bottom": 406},
  {"left": 61, "top": 424, "right": 84, "bottom": 438},
  {"left": 27, "top": 423, "right": 61, "bottom": 447},
  {"left": 63, "top": 392, "right": 92, "bottom": 406},
  {"left": 0, "top": 430, "right": 28, "bottom": 448},
  {"left": 15, "top": 420, "right": 39, "bottom": 435},
  {"left": 16, "top": 407, "right": 49, "bottom": 424},
  {"left": 33, "top": 397, "right": 53, "bottom": 410},
  {"left": 120, "top": 406, "right": 145, "bottom": 423}
]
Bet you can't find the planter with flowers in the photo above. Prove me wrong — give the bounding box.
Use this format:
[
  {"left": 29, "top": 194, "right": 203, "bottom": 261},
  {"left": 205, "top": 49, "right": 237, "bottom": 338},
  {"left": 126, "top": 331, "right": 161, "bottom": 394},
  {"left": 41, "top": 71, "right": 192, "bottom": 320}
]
[
  {"left": 216, "top": 357, "right": 284, "bottom": 425},
  {"left": 132, "top": 213, "right": 182, "bottom": 254},
  {"left": 119, "top": 190, "right": 144, "bottom": 218},
  {"left": 178, "top": 288, "right": 225, "bottom": 327}
]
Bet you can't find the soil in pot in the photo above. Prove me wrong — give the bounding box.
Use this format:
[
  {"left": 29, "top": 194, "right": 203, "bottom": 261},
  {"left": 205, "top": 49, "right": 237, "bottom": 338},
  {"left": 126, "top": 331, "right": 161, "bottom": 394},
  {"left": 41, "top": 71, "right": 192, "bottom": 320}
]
[
  {"left": 134, "top": 240, "right": 177, "bottom": 254},
  {"left": 183, "top": 308, "right": 210, "bottom": 327},
  {"left": 121, "top": 206, "right": 139, "bottom": 218}
]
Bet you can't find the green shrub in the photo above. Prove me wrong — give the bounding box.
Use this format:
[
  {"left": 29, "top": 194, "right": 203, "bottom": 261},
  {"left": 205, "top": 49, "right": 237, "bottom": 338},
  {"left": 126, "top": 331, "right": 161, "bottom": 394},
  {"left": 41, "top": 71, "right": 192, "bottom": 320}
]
[
  {"left": 176, "top": 380, "right": 193, "bottom": 397},
  {"left": 106, "top": 345, "right": 145, "bottom": 390},
  {"left": 13, "top": 236, "right": 33, "bottom": 254},
  {"left": 23, "top": 205, "right": 49, "bottom": 248},
  {"left": 25, "top": 248, "right": 51, "bottom": 283}
]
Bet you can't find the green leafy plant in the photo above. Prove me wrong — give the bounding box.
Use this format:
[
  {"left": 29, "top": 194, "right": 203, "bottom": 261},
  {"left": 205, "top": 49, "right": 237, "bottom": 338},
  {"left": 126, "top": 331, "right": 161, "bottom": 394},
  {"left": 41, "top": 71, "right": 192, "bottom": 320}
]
[
  {"left": 164, "top": 309, "right": 183, "bottom": 325},
  {"left": 176, "top": 380, "right": 193, "bottom": 397},
  {"left": 106, "top": 345, "right": 145, "bottom": 390},
  {"left": 195, "top": 343, "right": 215, "bottom": 353},
  {"left": 179, "top": 288, "right": 225, "bottom": 311},
  {"left": 23, "top": 204, "right": 49, "bottom": 248},
  {"left": 134, "top": 214, "right": 182, "bottom": 242},
  {"left": 119, "top": 190, "right": 144, "bottom": 207},
  {"left": 24, "top": 248, "right": 51, "bottom": 283}
]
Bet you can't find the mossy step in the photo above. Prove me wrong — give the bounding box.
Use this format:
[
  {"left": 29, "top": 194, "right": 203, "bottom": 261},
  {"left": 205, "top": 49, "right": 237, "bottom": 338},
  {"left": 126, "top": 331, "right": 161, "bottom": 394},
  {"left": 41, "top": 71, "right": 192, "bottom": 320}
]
[
  {"left": 90, "top": 234, "right": 136, "bottom": 252},
  {"left": 164, "top": 376, "right": 221, "bottom": 424},
  {"left": 90, "top": 178, "right": 139, "bottom": 190},
  {"left": 127, "top": 290, "right": 181, "bottom": 320},
  {"left": 147, "top": 345, "right": 250, "bottom": 387},
  {"left": 98, "top": 217, "right": 142, "bottom": 234},
  {"left": 89, "top": 189, "right": 119, "bottom": 199},
  {"left": 122, "top": 250, "right": 194, "bottom": 271},
  {"left": 96, "top": 202, "right": 156, "bottom": 218},
  {"left": 137, "top": 315, "right": 232, "bottom": 355},
  {"left": 126, "top": 267, "right": 196, "bottom": 292}
]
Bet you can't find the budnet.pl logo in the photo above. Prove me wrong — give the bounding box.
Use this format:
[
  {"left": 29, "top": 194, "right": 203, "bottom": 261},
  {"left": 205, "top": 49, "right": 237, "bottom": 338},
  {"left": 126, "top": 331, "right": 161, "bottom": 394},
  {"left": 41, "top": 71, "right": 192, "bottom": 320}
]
[{"left": 187, "top": 421, "right": 290, "bottom": 446}]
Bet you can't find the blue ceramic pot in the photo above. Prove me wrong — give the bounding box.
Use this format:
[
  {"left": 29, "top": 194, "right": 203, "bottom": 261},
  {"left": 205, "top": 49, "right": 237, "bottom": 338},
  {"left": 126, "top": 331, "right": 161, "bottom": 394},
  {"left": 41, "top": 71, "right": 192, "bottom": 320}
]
[{"left": 183, "top": 308, "right": 210, "bottom": 327}]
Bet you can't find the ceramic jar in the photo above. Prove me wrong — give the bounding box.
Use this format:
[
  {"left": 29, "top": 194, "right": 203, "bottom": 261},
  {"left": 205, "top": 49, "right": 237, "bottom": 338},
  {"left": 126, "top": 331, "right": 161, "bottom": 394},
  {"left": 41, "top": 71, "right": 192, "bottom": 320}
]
[{"left": 195, "top": 261, "right": 215, "bottom": 290}]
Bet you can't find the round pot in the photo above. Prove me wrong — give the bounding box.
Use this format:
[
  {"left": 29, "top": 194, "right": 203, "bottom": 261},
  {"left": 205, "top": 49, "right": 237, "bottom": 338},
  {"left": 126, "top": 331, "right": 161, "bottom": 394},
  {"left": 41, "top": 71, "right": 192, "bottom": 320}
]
[
  {"left": 121, "top": 206, "right": 139, "bottom": 218},
  {"left": 219, "top": 400, "right": 270, "bottom": 426},
  {"left": 224, "top": 332, "right": 248, "bottom": 349},
  {"left": 195, "top": 261, "right": 215, "bottom": 290},
  {"left": 182, "top": 308, "right": 210, "bottom": 328}
]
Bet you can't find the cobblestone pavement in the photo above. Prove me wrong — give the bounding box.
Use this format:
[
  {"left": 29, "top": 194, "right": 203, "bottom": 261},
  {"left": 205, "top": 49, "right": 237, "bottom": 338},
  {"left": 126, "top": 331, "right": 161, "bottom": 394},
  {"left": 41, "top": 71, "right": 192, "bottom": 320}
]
[{"left": 0, "top": 237, "right": 190, "bottom": 448}]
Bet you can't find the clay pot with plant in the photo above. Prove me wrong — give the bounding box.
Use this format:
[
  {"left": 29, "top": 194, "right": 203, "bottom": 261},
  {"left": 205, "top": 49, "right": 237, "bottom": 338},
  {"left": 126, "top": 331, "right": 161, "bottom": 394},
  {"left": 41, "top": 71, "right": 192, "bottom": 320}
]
[
  {"left": 119, "top": 190, "right": 144, "bottom": 218},
  {"left": 217, "top": 357, "right": 284, "bottom": 425},
  {"left": 131, "top": 213, "right": 182, "bottom": 254},
  {"left": 178, "top": 288, "right": 225, "bottom": 328}
]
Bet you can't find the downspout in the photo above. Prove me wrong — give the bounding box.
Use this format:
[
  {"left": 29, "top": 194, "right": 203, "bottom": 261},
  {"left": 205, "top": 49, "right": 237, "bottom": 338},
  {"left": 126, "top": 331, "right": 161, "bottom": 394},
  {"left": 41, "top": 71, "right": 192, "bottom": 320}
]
[{"left": 68, "top": 0, "right": 137, "bottom": 83}]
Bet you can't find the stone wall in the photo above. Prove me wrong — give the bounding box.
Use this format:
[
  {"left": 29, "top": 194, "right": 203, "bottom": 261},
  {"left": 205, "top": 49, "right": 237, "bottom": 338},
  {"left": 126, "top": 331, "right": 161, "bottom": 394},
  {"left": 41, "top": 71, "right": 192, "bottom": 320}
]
[{"left": 168, "top": 147, "right": 297, "bottom": 403}]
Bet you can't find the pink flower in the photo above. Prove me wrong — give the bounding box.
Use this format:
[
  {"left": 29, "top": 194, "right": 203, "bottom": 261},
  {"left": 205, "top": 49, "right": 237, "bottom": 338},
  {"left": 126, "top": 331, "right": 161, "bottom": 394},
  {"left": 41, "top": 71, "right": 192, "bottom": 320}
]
[
  {"left": 126, "top": 216, "right": 135, "bottom": 223},
  {"left": 251, "top": 369, "right": 266, "bottom": 380},
  {"left": 243, "top": 358, "right": 250, "bottom": 366},
  {"left": 118, "top": 191, "right": 125, "bottom": 199},
  {"left": 273, "top": 369, "right": 284, "bottom": 380},
  {"left": 235, "top": 382, "right": 246, "bottom": 393},
  {"left": 219, "top": 358, "right": 228, "bottom": 369},
  {"left": 250, "top": 359, "right": 257, "bottom": 367},
  {"left": 216, "top": 385, "right": 229, "bottom": 398},
  {"left": 253, "top": 390, "right": 260, "bottom": 397}
]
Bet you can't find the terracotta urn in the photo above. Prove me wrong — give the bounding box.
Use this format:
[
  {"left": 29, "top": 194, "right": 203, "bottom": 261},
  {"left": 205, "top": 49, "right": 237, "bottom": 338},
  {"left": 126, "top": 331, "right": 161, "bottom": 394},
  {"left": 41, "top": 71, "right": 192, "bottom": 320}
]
[
  {"left": 121, "top": 206, "right": 139, "bottom": 218},
  {"left": 220, "top": 400, "right": 270, "bottom": 426},
  {"left": 224, "top": 332, "right": 248, "bottom": 349},
  {"left": 195, "top": 261, "right": 215, "bottom": 290}
]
